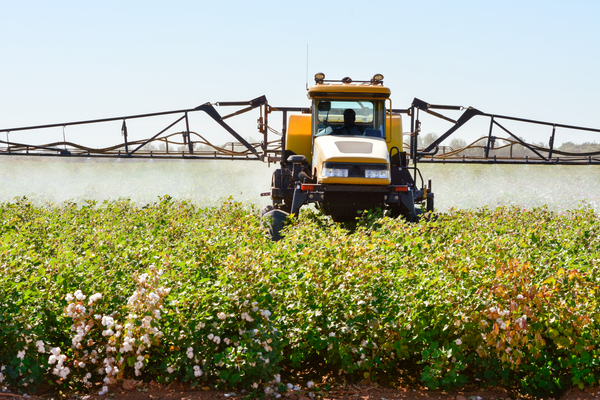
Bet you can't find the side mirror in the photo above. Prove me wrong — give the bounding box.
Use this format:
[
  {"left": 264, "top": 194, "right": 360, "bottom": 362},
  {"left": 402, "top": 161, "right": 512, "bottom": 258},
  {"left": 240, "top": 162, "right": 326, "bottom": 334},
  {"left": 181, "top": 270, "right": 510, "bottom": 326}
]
[{"left": 318, "top": 101, "right": 331, "bottom": 112}]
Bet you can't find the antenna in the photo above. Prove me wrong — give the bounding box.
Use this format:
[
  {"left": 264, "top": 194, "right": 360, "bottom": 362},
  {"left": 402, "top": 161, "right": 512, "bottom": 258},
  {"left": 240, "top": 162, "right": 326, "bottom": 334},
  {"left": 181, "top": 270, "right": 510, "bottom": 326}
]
[{"left": 305, "top": 44, "right": 309, "bottom": 90}]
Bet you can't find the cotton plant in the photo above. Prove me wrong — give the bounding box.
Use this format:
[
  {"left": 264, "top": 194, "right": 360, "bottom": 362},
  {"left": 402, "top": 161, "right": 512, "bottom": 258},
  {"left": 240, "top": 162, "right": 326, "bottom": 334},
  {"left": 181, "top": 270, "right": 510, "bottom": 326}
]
[
  {"left": 0, "top": 330, "right": 49, "bottom": 393},
  {"left": 55, "top": 265, "right": 170, "bottom": 395},
  {"left": 164, "top": 292, "right": 283, "bottom": 392}
]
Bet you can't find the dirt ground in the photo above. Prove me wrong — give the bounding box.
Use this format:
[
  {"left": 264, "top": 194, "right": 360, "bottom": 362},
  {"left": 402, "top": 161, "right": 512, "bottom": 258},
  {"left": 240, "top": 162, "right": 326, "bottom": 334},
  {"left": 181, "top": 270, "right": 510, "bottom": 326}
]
[{"left": 2, "top": 381, "right": 598, "bottom": 400}]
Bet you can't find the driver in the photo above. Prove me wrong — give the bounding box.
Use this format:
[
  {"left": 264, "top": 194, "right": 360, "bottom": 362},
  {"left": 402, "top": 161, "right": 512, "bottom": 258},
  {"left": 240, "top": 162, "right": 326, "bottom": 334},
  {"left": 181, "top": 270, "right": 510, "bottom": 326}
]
[{"left": 334, "top": 109, "right": 362, "bottom": 135}]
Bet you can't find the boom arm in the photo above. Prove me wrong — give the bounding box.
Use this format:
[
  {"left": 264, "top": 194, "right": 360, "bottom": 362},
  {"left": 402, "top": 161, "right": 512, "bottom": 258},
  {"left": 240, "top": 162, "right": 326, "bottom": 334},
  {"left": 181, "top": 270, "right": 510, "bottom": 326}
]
[{"left": 405, "top": 98, "right": 600, "bottom": 165}]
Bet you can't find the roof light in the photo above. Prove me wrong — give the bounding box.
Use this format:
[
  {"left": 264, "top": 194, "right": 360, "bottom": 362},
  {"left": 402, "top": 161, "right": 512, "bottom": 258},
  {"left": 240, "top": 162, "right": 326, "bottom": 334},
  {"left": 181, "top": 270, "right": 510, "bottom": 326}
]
[
  {"left": 314, "top": 73, "right": 325, "bottom": 84},
  {"left": 341, "top": 77, "right": 352, "bottom": 84},
  {"left": 371, "top": 74, "right": 384, "bottom": 84}
]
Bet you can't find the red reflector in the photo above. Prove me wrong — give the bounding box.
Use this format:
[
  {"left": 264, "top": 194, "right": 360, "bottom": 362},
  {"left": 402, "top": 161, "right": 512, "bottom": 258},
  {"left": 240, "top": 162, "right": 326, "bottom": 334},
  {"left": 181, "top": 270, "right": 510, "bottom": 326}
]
[
  {"left": 394, "top": 186, "right": 409, "bottom": 192},
  {"left": 301, "top": 184, "right": 315, "bottom": 191}
]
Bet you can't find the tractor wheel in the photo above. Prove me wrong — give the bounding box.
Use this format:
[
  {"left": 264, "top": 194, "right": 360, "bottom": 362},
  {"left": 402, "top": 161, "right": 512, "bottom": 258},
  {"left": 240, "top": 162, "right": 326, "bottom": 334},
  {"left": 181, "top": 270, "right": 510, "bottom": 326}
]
[
  {"left": 331, "top": 215, "right": 357, "bottom": 223},
  {"left": 388, "top": 204, "right": 416, "bottom": 222},
  {"left": 262, "top": 208, "right": 289, "bottom": 241}
]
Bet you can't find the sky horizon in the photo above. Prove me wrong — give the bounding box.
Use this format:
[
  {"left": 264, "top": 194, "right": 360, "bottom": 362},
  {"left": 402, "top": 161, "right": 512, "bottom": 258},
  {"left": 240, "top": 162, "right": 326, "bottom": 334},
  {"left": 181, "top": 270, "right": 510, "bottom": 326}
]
[{"left": 1, "top": 0, "right": 599, "bottom": 149}]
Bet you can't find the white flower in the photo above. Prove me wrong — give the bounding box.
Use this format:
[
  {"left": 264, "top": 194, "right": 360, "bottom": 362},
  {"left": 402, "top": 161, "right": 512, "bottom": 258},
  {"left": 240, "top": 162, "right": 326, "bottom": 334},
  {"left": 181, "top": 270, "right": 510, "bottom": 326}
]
[
  {"left": 496, "top": 318, "right": 507, "bottom": 330},
  {"left": 167, "top": 366, "right": 174, "bottom": 374},
  {"left": 329, "top": 332, "right": 335, "bottom": 337},
  {"left": 120, "top": 337, "right": 134, "bottom": 353},
  {"left": 74, "top": 303, "right": 86, "bottom": 315},
  {"left": 141, "top": 334, "right": 151, "bottom": 345},
  {"left": 207, "top": 333, "right": 214, "bottom": 340},
  {"left": 213, "top": 336, "right": 221, "bottom": 345},
  {"left": 516, "top": 315, "right": 528, "bottom": 329},
  {"left": 65, "top": 293, "right": 74, "bottom": 302},
  {"left": 217, "top": 312, "right": 227, "bottom": 320},
  {"left": 142, "top": 316, "right": 152, "bottom": 328},
  {"left": 241, "top": 312, "right": 254, "bottom": 322},
  {"left": 455, "top": 339, "right": 462, "bottom": 345},
  {"left": 101, "top": 315, "right": 115, "bottom": 328},
  {"left": 17, "top": 350, "right": 26, "bottom": 360},
  {"left": 517, "top": 294, "right": 524, "bottom": 300},
  {"left": 35, "top": 340, "right": 45, "bottom": 353},
  {"left": 88, "top": 293, "right": 102, "bottom": 304},
  {"left": 252, "top": 382, "right": 259, "bottom": 389},
  {"left": 149, "top": 292, "right": 160, "bottom": 304},
  {"left": 59, "top": 366, "right": 70, "bottom": 379},
  {"left": 186, "top": 347, "right": 194, "bottom": 359},
  {"left": 102, "top": 329, "right": 114, "bottom": 337},
  {"left": 307, "top": 381, "right": 315, "bottom": 388},
  {"left": 193, "top": 365, "right": 203, "bottom": 377},
  {"left": 260, "top": 309, "right": 271, "bottom": 319},
  {"left": 98, "top": 386, "right": 108, "bottom": 396},
  {"left": 74, "top": 290, "right": 86, "bottom": 301},
  {"left": 273, "top": 374, "right": 281, "bottom": 383},
  {"left": 138, "top": 273, "right": 149, "bottom": 284}
]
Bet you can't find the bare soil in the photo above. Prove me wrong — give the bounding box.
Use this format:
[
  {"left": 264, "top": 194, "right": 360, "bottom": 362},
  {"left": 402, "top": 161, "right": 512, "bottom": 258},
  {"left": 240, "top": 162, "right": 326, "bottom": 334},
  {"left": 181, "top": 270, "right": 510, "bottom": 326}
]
[{"left": 3, "top": 381, "right": 598, "bottom": 400}]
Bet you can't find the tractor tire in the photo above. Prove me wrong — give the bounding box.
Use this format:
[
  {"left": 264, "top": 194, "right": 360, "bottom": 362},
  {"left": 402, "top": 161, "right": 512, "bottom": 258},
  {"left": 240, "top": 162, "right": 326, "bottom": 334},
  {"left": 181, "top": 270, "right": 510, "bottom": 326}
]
[
  {"left": 262, "top": 208, "right": 289, "bottom": 241},
  {"left": 388, "top": 204, "right": 416, "bottom": 222},
  {"left": 260, "top": 205, "right": 275, "bottom": 217},
  {"left": 331, "top": 215, "right": 357, "bottom": 223}
]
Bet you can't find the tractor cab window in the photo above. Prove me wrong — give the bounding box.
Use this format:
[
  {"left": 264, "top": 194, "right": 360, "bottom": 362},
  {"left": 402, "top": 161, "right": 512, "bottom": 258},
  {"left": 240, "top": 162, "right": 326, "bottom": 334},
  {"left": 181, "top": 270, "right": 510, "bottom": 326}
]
[{"left": 314, "top": 100, "right": 385, "bottom": 138}]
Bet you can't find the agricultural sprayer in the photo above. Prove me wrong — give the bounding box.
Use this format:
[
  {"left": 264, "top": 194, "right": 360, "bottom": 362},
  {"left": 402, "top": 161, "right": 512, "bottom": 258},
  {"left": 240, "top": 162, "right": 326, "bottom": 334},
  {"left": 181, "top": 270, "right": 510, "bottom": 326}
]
[{"left": 2, "top": 73, "right": 599, "bottom": 240}]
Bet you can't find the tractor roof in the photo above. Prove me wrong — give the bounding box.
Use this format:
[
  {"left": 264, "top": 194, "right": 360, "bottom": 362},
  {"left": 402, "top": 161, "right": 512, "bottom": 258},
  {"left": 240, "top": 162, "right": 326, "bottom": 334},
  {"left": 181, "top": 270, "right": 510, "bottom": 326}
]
[
  {"left": 308, "top": 83, "right": 391, "bottom": 100},
  {"left": 307, "top": 74, "right": 391, "bottom": 100}
]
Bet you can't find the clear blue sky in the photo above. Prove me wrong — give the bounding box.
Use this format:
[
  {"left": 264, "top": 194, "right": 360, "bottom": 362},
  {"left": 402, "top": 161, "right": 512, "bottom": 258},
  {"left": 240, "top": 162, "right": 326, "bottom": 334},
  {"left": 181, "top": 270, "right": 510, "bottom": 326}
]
[{"left": 1, "top": 0, "right": 599, "bottom": 147}]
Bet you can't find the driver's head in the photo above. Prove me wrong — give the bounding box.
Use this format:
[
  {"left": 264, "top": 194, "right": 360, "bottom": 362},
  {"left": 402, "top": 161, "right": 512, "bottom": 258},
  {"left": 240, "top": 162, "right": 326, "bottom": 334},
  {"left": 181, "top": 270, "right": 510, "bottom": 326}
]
[{"left": 343, "top": 109, "right": 356, "bottom": 126}]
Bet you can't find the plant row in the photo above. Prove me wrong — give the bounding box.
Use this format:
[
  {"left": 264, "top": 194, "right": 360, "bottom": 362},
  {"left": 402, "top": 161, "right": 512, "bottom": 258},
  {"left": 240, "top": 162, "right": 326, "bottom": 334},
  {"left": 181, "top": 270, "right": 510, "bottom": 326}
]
[{"left": 0, "top": 197, "right": 599, "bottom": 398}]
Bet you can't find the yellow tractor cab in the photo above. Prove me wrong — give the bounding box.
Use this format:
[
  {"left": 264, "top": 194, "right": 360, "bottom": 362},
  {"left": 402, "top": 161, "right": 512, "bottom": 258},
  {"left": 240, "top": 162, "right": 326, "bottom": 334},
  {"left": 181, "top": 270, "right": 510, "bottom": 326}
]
[{"left": 264, "top": 73, "right": 433, "bottom": 240}]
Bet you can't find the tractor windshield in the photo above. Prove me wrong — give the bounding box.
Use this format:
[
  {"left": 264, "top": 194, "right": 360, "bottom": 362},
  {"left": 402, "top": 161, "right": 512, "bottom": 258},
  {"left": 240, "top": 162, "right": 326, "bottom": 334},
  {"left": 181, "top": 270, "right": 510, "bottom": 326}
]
[{"left": 314, "top": 100, "right": 386, "bottom": 138}]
